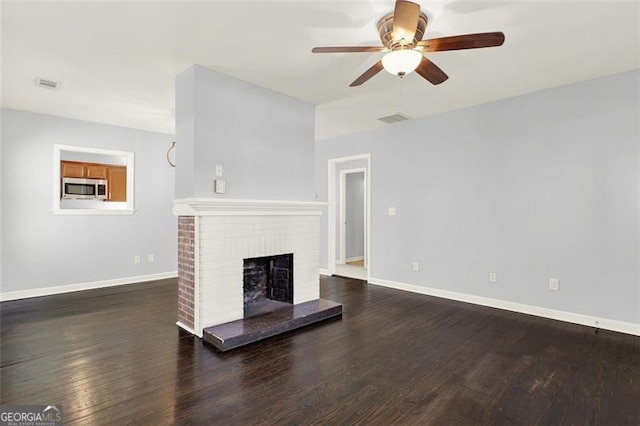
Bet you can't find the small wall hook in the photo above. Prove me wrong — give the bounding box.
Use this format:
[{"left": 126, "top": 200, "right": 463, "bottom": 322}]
[{"left": 167, "top": 141, "right": 176, "bottom": 167}]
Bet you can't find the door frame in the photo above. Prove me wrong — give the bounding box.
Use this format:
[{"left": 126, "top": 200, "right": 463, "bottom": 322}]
[
  {"left": 327, "top": 153, "right": 371, "bottom": 281},
  {"left": 339, "top": 168, "right": 367, "bottom": 266}
]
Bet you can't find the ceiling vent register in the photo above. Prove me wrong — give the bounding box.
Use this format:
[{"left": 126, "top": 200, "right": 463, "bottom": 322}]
[
  {"left": 35, "top": 78, "right": 61, "bottom": 90},
  {"left": 377, "top": 113, "right": 413, "bottom": 124}
]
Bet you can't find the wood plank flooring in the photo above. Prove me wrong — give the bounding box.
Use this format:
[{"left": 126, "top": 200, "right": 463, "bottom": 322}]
[{"left": 1, "top": 276, "right": 639, "bottom": 425}]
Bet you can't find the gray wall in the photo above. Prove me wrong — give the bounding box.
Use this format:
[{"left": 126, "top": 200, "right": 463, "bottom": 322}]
[
  {"left": 1, "top": 109, "right": 177, "bottom": 293},
  {"left": 345, "top": 172, "right": 365, "bottom": 260},
  {"left": 175, "top": 65, "right": 315, "bottom": 200},
  {"left": 315, "top": 70, "right": 639, "bottom": 324}
]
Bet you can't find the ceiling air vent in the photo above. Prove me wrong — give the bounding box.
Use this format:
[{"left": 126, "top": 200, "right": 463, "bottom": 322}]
[
  {"left": 377, "top": 113, "right": 412, "bottom": 124},
  {"left": 35, "top": 78, "right": 61, "bottom": 91}
]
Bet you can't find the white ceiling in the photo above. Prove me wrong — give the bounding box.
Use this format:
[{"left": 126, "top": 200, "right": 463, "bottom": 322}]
[{"left": 2, "top": 1, "right": 639, "bottom": 141}]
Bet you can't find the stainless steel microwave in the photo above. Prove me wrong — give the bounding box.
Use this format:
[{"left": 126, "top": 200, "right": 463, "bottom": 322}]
[{"left": 62, "top": 177, "right": 108, "bottom": 200}]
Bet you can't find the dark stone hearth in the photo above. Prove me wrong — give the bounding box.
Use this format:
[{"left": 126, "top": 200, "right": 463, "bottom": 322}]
[
  {"left": 202, "top": 299, "right": 342, "bottom": 352},
  {"left": 244, "top": 298, "right": 291, "bottom": 318}
]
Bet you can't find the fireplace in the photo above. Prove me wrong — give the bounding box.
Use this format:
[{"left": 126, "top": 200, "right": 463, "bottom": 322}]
[
  {"left": 173, "top": 198, "right": 342, "bottom": 351},
  {"left": 244, "top": 253, "right": 293, "bottom": 316}
]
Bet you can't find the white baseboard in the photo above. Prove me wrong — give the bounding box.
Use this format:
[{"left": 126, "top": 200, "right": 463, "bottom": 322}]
[
  {"left": 368, "top": 277, "right": 640, "bottom": 337},
  {"left": 319, "top": 268, "right": 331, "bottom": 276},
  {"left": 345, "top": 256, "right": 364, "bottom": 263},
  {"left": 0, "top": 271, "right": 178, "bottom": 302}
]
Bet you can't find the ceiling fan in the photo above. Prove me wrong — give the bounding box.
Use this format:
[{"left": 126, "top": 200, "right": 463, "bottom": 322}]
[{"left": 311, "top": 0, "right": 505, "bottom": 87}]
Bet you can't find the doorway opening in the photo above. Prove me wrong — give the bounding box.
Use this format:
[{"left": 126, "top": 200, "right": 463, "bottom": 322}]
[
  {"left": 337, "top": 169, "right": 366, "bottom": 280},
  {"left": 327, "top": 154, "right": 371, "bottom": 281}
]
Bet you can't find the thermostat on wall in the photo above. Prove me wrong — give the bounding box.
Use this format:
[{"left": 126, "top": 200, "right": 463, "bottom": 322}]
[{"left": 214, "top": 179, "right": 226, "bottom": 194}]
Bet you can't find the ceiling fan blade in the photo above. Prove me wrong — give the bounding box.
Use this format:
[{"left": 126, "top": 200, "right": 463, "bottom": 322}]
[
  {"left": 350, "top": 61, "right": 385, "bottom": 87},
  {"left": 392, "top": 0, "right": 421, "bottom": 43},
  {"left": 415, "top": 56, "right": 448, "bottom": 85},
  {"left": 312, "top": 46, "right": 386, "bottom": 53},
  {"left": 417, "top": 32, "right": 505, "bottom": 52}
]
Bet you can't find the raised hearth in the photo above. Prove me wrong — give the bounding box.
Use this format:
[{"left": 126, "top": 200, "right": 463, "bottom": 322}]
[{"left": 203, "top": 299, "right": 342, "bottom": 351}]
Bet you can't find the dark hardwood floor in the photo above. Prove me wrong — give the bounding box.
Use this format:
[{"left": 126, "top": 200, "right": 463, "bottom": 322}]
[{"left": 1, "top": 276, "right": 638, "bottom": 425}]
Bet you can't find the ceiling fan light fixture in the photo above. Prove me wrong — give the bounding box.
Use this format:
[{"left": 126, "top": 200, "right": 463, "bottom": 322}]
[{"left": 381, "top": 49, "right": 422, "bottom": 77}]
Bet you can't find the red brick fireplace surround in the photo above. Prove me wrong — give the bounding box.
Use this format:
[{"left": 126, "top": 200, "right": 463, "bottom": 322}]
[{"left": 177, "top": 216, "right": 195, "bottom": 329}]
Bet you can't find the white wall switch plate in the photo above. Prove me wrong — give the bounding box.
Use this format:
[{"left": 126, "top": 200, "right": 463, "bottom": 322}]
[
  {"left": 412, "top": 262, "right": 420, "bottom": 271},
  {"left": 147, "top": 254, "right": 155, "bottom": 263},
  {"left": 215, "top": 165, "right": 223, "bottom": 177},
  {"left": 489, "top": 272, "right": 497, "bottom": 283},
  {"left": 214, "top": 179, "right": 226, "bottom": 194},
  {"left": 134, "top": 255, "right": 141, "bottom": 264},
  {"left": 549, "top": 278, "right": 560, "bottom": 291},
  {"left": 388, "top": 207, "right": 396, "bottom": 216}
]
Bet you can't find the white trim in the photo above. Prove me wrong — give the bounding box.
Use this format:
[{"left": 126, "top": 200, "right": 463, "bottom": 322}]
[
  {"left": 176, "top": 321, "right": 197, "bottom": 336},
  {"left": 339, "top": 170, "right": 346, "bottom": 264},
  {"left": 55, "top": 144, "right": 133, "bottom": 158},
  {"left": 53, "top": 145, "right": 61, "bottom": 209},
  {"left": 319, "top": 268, "right": 331, "bottom": 276},
  {"left": 363, "top": 168, "right": 369, "bottom": 269},
  {"left": 328, "top": 161, "right": 336, "bottom": 276},
  {"left": 0, "top": 271, "right": 178, "bottom": 302},
  {"left": 368, "top": 277, "right": 640, "bottom": 337},
  {"left": 173, "top": 198, "right": 327, "bottom": 216},
  {"left": 327, "top": 154, "right": 371, "bottom": 281},
  {"left": 53, "top": 209, "right": 136, "bottom": 215},
  {"left": 193, "top": 216, "right": 201, "bottom": 336},
  {"left": 346, "top": 256, "right": 365, "bottom": 263}
]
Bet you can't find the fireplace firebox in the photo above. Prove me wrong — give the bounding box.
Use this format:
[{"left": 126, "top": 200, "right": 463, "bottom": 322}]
[{"left": 244, "top": 253, "right": 293, "bottom": 316}]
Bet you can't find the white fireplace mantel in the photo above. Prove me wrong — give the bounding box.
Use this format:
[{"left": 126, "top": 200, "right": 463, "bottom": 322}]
[{"left": 173, "top": 198, "right": 328, "bottom": 217}]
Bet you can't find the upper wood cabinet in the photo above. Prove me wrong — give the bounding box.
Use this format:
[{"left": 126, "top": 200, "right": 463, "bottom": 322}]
[
  {"left": 61, "top": 161, "right": 108, "bottom": 179},
  {"left": 61, "top": 161, "right": 87, "bottom": 178},
  {"left": 107, "top": 166, "right": 127, "bottom": 202},
  {"left": 86, "top": 165, "right": 108, "bottom": 179}
]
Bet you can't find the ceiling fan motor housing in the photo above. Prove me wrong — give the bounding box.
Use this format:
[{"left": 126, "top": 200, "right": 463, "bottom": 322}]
[{"left": 377, "top": 11, "right": 428, "bottom": 49}]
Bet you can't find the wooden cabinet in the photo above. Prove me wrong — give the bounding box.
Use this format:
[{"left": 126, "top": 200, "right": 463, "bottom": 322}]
[
  {"left": 61, "top": 161, "right": 87, "bottom": 178},
  {"left": 61, "top": 160, "right": 127, "bottom": 202},
  {"left": 107, "top": 166, "right": 127, "bottom": 202},
  {"left": 61, "top": 161, "right": 107, "bottom": 179},
  {"left": 86, "top": 165, "right": 108, "bottom": 179}
]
